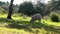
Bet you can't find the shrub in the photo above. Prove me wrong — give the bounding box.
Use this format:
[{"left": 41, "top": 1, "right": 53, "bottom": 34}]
[{"left": 50, "top": 12, "right": 59, "bottom": 22}]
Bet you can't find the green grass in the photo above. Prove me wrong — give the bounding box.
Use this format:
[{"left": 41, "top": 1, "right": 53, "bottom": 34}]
[{"left": 0, "top": 13, "right": 60, "bottom": 34}]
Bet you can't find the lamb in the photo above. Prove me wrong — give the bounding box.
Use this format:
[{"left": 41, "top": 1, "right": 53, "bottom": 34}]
[{"left": 30, "top": 13, "right": 42, "bottom": 23}]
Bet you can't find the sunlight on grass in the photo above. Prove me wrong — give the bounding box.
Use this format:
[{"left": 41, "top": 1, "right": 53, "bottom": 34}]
[
  {"left": 0, "top": 14, "right": 7, "bottom": 18},
  {"left": 0, "top": 27, "right": 54, "bottom": 34},
  {"left": 12, "top": 14, "right": 31, "bottom": 21},
  {"left": 0, "top": 27, "right": 32, "bottom": 34},
  {"left": 42, "top": 19, "right": 60, "bottom": 26}
]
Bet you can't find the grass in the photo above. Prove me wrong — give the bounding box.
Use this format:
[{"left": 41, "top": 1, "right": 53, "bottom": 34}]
[{"left": 0, "top": 13, "right": 60, "bottom": 34}]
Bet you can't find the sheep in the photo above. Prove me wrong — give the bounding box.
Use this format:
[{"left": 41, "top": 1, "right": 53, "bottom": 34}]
[{"left": 30, "top": 13, "right": 42, "bottom": 23}]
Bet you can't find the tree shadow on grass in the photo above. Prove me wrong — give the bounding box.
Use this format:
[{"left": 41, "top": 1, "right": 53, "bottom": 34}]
[
  {"left": 0, "top": 18, "right": 17, "bottom": 23},
  {"left": 0, "top": 18, "right": 60, "bottom": 34}
]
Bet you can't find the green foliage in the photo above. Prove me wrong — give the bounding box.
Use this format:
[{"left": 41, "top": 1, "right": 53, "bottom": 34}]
[
  {"left": 0, "top": 1, "right": 9, "bottom": 13},
  {"left": 50, "top": 12, "right": 60, "bottom": 22},
  {"left": 35, "top": 2, "right": 46, "bottom": 16},
  {"left": 18, "top": 1, "right": 51, "bottom": 16},
  {"left": 0, "top": 8, "right": 7, "bottom": 13},
  {"left": 0, "top": 1, "right": 5, "bottom": 6},
  {"left": 50, "top": 0, "right": 60, "bottom": 10},
  {"left": 0, "top": 1, "right": 19, "bottom": 13},
  {"left": 18, "top": 2, "right": 36, "bottom": 16}
]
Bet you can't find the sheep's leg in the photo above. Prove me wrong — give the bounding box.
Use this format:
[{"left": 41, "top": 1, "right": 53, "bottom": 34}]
[
  {"left": 30, "top": 19, "right": 34, "bottom": 24},
  {"left": 38, "top": 19, "right": 41, "bottom": 23}
]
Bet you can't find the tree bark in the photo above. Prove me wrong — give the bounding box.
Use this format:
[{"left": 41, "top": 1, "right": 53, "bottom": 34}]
[{"left": 7, "top": 0, "right": 14, "bottom": 19}]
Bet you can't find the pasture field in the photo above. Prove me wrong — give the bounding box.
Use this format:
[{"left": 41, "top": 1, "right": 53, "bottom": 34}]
[{"left": 0, "top": 13, "right": 60, "bottom": 34}]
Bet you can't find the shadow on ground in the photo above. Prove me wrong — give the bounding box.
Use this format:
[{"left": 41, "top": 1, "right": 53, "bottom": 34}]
[{"left": 0, "top": 18, "right": 60, "bottom": 34}]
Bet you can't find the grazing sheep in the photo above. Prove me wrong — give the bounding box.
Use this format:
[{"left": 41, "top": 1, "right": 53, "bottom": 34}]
[{"left": 30, "top": 13, "right": 42, "bottom": 23}]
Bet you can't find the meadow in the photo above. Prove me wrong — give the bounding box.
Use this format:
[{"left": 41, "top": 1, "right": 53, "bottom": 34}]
[{"left": 0, "top": 13, "right": 60, "bottom": 34}]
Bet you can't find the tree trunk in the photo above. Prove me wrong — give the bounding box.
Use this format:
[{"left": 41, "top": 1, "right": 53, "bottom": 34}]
[{"left": 7, "top": 0, "right": 14, "bottom": 19}]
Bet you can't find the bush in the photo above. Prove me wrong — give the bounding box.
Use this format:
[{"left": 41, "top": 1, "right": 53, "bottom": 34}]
[{"left": 50, "top": 12, "right": 59, "bottom": 22}]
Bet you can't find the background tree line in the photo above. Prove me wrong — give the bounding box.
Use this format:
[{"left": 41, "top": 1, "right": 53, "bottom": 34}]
[{"left": 0, "top": 0, "right": 60, "bottom": 19}]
